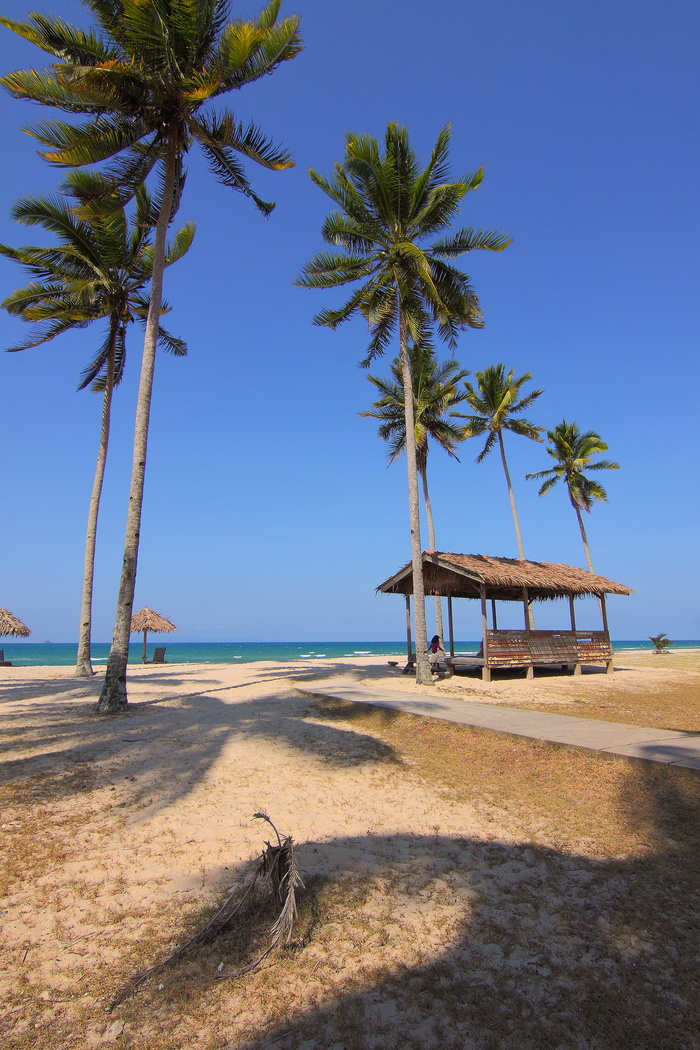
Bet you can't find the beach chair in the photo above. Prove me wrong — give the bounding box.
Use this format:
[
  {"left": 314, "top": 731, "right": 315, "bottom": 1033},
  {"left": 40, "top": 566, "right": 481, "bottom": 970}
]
[
  {"left": 0, "top": 650, "right": 12, "bottom": 667},
  {"left": 151, "top": 647, "right": 167, "bottom": 663}
]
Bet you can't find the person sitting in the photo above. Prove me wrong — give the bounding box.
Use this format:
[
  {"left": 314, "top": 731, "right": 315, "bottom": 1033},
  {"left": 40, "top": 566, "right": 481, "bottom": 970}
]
[{"left": 428, "top": 634, "right": 446, "bottom": 671}]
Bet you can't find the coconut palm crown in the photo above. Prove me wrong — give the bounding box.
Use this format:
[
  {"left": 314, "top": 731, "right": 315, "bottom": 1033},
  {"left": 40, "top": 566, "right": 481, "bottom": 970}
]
[
  {"left": 460, "top": 364, "right": 543, "bottom": 462},
  {"left": 526, "top": 419, "right": 619, "bottom": 572},
  {"left": 457, "top": 363, "right": 543, "bottom": 562},
  {"left": 295, "top": 122, "right": 511, "bottom": 364},
  {"left": 295, "top": 122, "right": 510, "bottom": 684},
  {"left": 0, "top": 171, "right": 192, "bottom": 381},
  {"left": 362, "top": 343, "right": 469, "bottom": 475},
  {"left": 0, "top": 0, "right": 302, "bottom": 215},
  {"left": 1, "top": 0, "right": 302, "bottom": 711}
]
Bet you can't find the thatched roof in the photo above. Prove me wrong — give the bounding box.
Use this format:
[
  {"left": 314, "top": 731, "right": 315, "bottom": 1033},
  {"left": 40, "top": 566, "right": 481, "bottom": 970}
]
[
  {"left": 377, "top": 552, "right": 633, "bottom": 602},
  {"left": 0, "top": 607, "right": 31, "bottom": 637},
  {"left": 130, "top": 608, "right": 177, "bottom": 634}
]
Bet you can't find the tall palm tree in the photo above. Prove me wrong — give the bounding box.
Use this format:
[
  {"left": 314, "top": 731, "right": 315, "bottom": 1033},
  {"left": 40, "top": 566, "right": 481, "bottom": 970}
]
[
  {"left": 1, "top": 0, "right": 302, "bottom": 710},
  {"left": 525, "top": 420, "right": 619, "bottom": 572},
  {"left": 295, "top": 123, "right": 510, "bottom": 684},
  {"left": 458, "top": 364, "right": 543, "bottom": 560},
  {"left": 361, "top": 341, "right": 469, "bottom": 642},
  {"left": 0, "top": 171, "right": 193, "bottom": 677}
]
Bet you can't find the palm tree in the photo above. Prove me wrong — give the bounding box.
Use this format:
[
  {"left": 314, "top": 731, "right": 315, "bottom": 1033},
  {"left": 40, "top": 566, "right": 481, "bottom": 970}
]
[
  {"left": 458, "top": 364, "right": 543, "bottom": 561},
  {"left": 293, "top": 124, "right": 510, "bottom": 680},
  {"left": 525, "top": 420, "right": 619, "bottom": 572},
  {"left": 361, "top": 341, "right": 469, "bottom": 642},
  {"left": 0, "top": 171, "right": 193, "bottom": 677},
  {"left": 1, "top": 0, "right": 302, "bottom": 710},
  {"left": 295, "top": 123, "right": 510, "bottom": 684}
]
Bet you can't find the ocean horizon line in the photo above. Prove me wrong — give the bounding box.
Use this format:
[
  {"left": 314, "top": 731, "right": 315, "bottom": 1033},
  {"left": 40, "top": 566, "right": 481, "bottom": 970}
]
[{"left": 2, "top": 639, "right": 699, "bottom": 668}]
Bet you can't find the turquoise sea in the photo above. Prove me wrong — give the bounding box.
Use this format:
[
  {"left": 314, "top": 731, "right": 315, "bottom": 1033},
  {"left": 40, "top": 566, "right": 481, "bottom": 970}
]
[{"left": 2, "top": 639, "right": 699, "bottom": 668}]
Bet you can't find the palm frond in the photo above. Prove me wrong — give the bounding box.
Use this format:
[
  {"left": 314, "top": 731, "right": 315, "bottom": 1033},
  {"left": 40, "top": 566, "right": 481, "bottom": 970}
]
[
  {"left": 0, "top": 14, "right": 123, "bottom": 64},
  {"left": 193, "top": 111, "right": 294, "bottom": 171},
  {"left": 293, "top": 250, "right": 375, "bottom": 289},
  {"left": 431, "top": 226, "right": 513, "bottom": 257},
  {"left": 156, "top": 326, "right": 188, "bottom": 356},
  {"left": 312, "top": 282, "right": 372, "bottom": 332},
  {"left": 28, "top": 114, "right": 150, "bottom": 168},
  {"left": 212, "top": 10, "right": 302, "bottom": 93}
]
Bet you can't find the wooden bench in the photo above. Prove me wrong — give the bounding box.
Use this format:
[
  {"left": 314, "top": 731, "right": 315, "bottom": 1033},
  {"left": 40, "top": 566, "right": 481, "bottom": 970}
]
[
  {"left": 0, "top": 650, "right": 12, "bottom": 667},
  {"left": 446, "top": 630, "right": 613, "bottom": 681},
  {"left": 575, "top": 632, "right": 614, "bottom": 667},
  {"left": 151, "top": 646, "right": 167, "bottom": 663},
  {"left": 445, "top": 652, "right": 484, "bottom": 674}
]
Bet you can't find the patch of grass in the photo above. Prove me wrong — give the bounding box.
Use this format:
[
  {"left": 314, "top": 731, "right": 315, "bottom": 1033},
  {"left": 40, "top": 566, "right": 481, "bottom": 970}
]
[
  {"left": 0, "top": 768, "right": 96, "bottom": 897},
  {"left": 531, "top": 678, "right": 700, "bottom": 732},
  {"left": 313, "top": 696, "right": 700, "bottom": 859}
]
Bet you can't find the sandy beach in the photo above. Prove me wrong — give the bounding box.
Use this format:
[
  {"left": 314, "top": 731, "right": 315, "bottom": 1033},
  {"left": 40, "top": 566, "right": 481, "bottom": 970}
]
[{"left": 2, "top": 653, "right": 699, "bottom": 1049}]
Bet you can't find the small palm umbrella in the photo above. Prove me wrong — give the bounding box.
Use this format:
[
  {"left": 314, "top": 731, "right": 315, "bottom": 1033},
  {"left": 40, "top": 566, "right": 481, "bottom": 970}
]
[
  {"left": 0, "top": 608, "right": 31, "bottom": 637},
  {"left": 130, "top": 608, "right": 176, "bottom": 664}
]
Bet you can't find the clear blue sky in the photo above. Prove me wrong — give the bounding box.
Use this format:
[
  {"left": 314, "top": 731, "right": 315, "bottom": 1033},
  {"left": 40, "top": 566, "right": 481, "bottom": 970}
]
[{"left": 1, "top": 0, "right": 698, "bottom": 642}]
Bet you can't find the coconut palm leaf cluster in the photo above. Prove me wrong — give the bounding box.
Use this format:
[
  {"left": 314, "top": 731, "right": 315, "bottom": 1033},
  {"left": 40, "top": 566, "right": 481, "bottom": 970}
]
[{"left": 525, "top": 421, "right": 620, "bottom": 572}]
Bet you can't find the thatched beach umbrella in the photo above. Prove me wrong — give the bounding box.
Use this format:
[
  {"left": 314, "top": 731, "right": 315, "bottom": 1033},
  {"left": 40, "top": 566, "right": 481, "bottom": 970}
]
[
  {"left": 130, "top": 608, "right": 176, "bottom": 663},
  {"left": 0, "top": 608, "right": 31, "bottom": 637}
]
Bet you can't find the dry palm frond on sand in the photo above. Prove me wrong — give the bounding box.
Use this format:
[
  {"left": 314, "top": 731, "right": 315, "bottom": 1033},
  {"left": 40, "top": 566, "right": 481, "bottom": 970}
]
[{"left": 110, "top": 813, "right": 303, "bottom": 1010}]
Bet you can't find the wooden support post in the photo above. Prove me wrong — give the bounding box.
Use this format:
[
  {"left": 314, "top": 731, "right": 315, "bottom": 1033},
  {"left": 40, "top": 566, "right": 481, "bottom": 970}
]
[
  {"left": 568, "top": 595, "right": 580, "bottom": 674},
  {"left": 480, "top": 585, "right": 490, "bottom": 682},
  {"left": 522, "top": 588, "right": 530, "bottom": 630},
  {"left": 142, "top": 629, "right": 148, "bottom": 664},
  {"left": 568, "top": 595, "right": 577, "bottom": 631},
  {"left": 599, "top": 594, "right": 614, "bottom": 672},
  {"left": 447, "top": 596, "right": 455, "bottom": 657},
  {"left": 405, "top": 594, "right": 413, "bottom": 660},
  {"left": 523, "top": 588, "right": 534, "bottom": 677},
  {"left": 491, "top": 599, "right": 498, "bottom": 630}
]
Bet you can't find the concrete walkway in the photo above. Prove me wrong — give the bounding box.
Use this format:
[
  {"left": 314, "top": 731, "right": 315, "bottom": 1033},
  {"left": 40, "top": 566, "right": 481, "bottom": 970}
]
[{"left": 299, "top": 679, "right": 700, "bottom": 772}]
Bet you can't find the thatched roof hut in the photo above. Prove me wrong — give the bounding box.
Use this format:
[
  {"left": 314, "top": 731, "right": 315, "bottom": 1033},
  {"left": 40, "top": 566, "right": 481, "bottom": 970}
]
[
  {"left": 130, "top": 608, "right": 177, "bottom": 634},
  {"left": 377, "top": 552, "right": 633, "bottom": 602},
  {"left": 377, "top": 553, "right": 633, "bottom": 679},
  {"left": 130, "top": 608, "right": 176, "bottom": 663},
  {"left": 0, "top": 608, "right": 31, "bottom": 637}
]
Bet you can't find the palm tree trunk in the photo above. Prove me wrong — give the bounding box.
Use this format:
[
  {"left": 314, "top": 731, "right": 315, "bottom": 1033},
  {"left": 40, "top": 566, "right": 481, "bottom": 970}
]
[
  {"left": 97, "top": 130, "right": 178, "bottom": 712},
  {"left": 498, "top": 432, "right": 525, "bottom": 560},
  {"left": 498, "top": 432, "right": 534, "bottom": 628},
  {"left": 75, "top": 320, "right": 118, "bottom": 678},
  {"left": 398, "top": 308, "right": 430, "bottom": 684},
  {"left": 420, "top": 464, "right": 444, "bottom": 642},
  {"left": 575, "top": 504, "right": 595, "bottom": 572}
]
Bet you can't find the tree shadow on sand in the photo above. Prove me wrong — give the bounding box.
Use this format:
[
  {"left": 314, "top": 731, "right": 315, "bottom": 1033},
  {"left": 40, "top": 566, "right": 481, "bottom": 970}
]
[
  {"left": 114, "top": 763, "right": 700, "bottom": 1050},
  {"left": 0, "top": 674, "right": 401, "bottom": 808}
]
